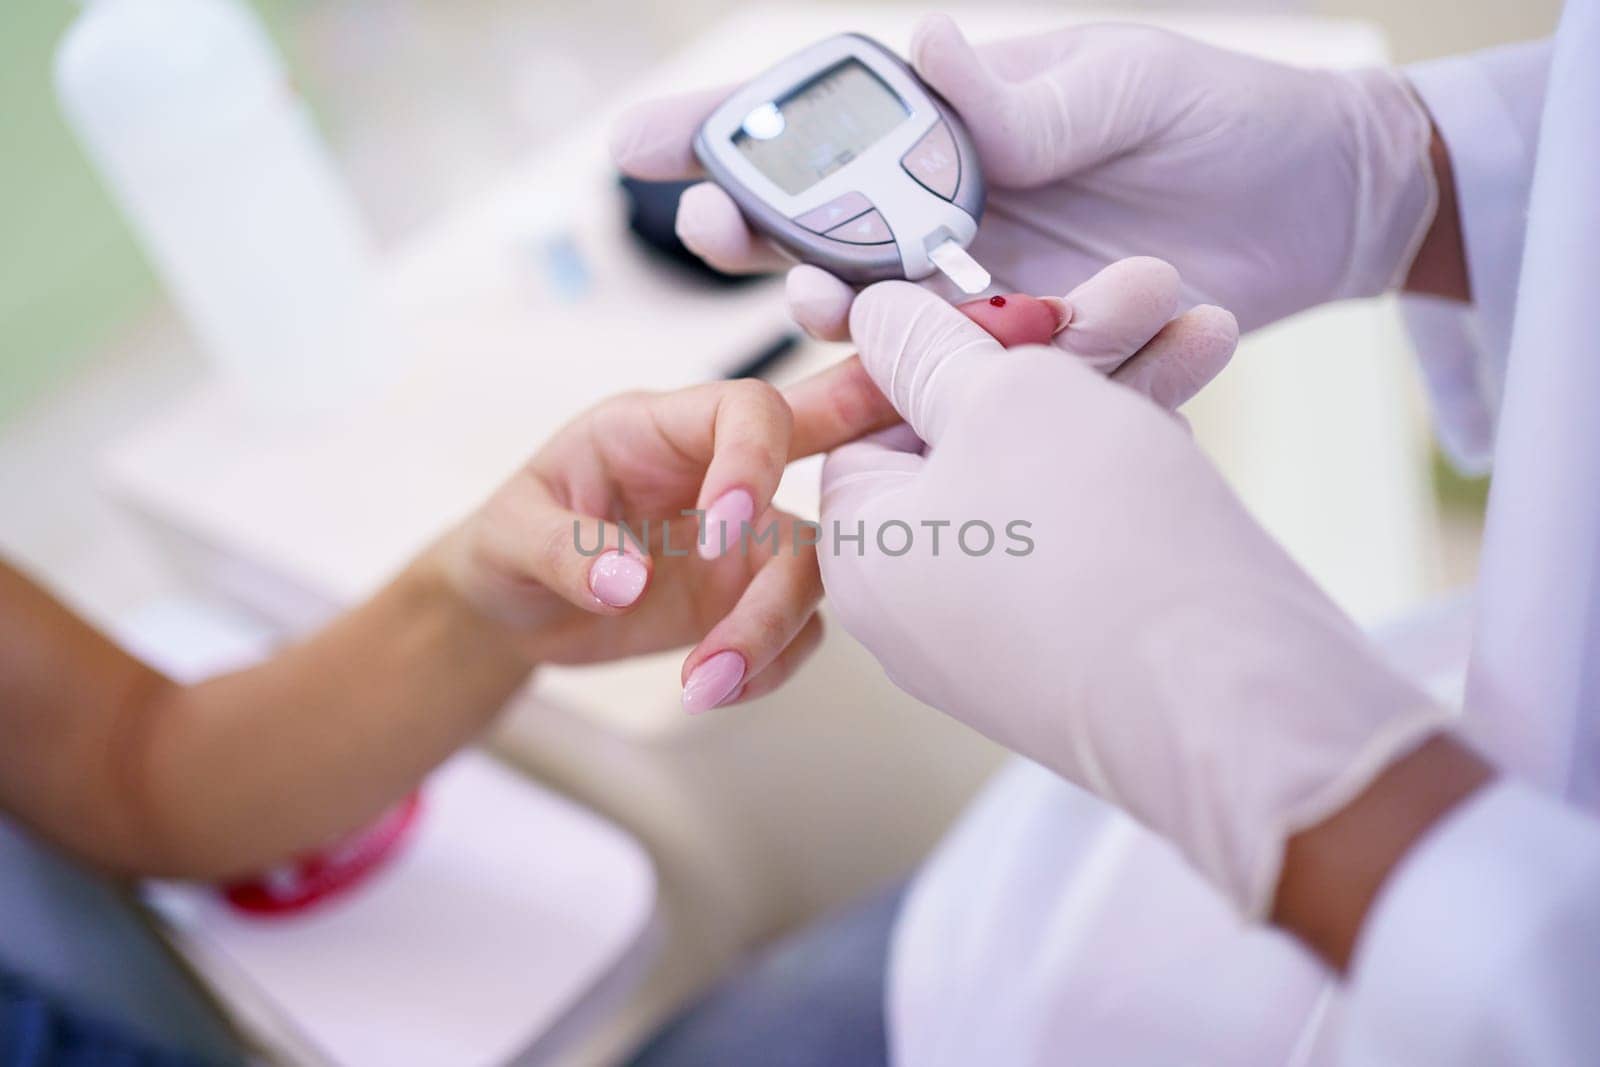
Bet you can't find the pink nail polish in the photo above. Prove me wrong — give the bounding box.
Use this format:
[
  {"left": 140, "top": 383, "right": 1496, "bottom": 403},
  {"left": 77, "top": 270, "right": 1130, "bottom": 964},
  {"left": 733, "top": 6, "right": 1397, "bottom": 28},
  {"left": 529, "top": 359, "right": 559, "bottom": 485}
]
[
  {"left": 589, "top": 551, "right": 647, "bottom": 607},
  {"left": 699, "top": 488, "right": 756, "bottom": 560},
  {"left": 682, "top": 650, "right": 746, "bottom": 714},
  {"left": 1041, "top": 296, "right": 1072, "bottom": 335}
]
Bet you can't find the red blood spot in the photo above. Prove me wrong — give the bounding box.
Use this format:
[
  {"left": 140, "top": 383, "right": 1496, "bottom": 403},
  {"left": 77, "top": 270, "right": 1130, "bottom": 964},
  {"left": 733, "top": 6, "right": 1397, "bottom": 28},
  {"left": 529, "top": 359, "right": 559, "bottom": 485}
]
[{"left": 989, "top": 295, "right": 1007, "bottom": 307}]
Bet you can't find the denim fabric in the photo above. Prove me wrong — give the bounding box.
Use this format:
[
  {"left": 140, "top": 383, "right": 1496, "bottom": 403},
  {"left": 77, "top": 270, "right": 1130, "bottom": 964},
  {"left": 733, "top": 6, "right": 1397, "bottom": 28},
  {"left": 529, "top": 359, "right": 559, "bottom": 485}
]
[
  {"left": 0, "top": 821, "right": 241, "bottom": 1066},
  {"left": 0, "top": 969, "right": 215, "bottom": 1067},
  {"left": 627, "top": 883, "right": 903, "bottom": 1067}
]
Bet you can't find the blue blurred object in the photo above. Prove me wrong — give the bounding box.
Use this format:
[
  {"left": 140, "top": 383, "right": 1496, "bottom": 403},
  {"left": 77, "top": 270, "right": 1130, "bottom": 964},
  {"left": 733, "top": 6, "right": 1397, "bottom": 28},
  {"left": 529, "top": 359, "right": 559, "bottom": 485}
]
[{"left": 539, "top": 231, "right": 594, "bottom": 302}]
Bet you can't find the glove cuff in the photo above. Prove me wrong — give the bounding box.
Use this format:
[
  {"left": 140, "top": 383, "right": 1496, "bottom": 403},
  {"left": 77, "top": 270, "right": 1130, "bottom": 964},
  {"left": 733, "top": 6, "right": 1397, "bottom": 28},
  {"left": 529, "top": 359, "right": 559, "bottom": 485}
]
[
  {"left": 1333, "top": 67, "right": 1441, "bottom": 303},
  {"left": 1113, "top": 573, "right": 1459, "bottom": 921},
  {"left": 1239, "top": 701, "right": 1456, "bottom": 920}
]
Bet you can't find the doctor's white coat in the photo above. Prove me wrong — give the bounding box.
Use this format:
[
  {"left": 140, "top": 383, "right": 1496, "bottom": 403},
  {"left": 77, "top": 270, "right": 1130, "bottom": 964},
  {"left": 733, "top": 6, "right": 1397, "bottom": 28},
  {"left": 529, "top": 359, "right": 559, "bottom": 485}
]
[{"left": 889, "top": 3, "right": 1600, "bottom": 1064}]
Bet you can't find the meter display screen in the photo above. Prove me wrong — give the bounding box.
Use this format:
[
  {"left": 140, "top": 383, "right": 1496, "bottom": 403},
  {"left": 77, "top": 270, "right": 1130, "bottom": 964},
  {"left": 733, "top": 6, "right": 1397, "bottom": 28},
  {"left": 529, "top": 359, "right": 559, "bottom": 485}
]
[{"left": 732, "top": 59, "right": 909, "bottom": 196}]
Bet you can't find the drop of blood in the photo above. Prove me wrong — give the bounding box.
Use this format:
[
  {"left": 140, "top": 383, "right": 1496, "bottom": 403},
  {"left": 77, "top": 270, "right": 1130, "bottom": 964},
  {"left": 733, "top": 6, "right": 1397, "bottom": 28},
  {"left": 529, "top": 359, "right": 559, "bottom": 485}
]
[{"left": 989, "top": 295, "right": 1007, "bottom": 308}]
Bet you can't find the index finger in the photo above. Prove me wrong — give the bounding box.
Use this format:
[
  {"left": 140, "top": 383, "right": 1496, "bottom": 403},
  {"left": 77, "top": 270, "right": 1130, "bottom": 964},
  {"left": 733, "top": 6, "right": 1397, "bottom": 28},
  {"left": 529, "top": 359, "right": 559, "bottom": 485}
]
[
  {"left": 784, "top": 292, "right": 1068, "bottom": 458},
  {"left": 610, "top": 85, "right": 732, "bottom": 180},
  {"left": 637, "top": 379, "right": 795, "bottom": 561},
  {"left": 784, "top": 356, "right": 900, "bottom": 460}
]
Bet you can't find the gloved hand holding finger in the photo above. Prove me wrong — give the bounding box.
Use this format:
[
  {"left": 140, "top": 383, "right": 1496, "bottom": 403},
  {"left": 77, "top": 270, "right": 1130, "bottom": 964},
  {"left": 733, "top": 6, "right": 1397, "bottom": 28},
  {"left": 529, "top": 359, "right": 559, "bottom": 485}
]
[
  {"left": 1052, "top": 258, "right": 1182, "bottom": 373},
  {"left": 816, "top": 259, "right": 1449, "bottom": 918},
  {"left": 953, "top": 292, "right": 1070, "bottom": 345},
  {"left": 1111, "top": 304, "right": 1240, "bottom": 412},
  {"left": 665, "top": 288, "right": 1077, "bottom": 713},
  {"left": 838, "top": 259, "right": 1227, "bottom": 447},
  {"left": 846, "top": 279, "right": 1012, "bottom": 444},
  {"left": 781, "top": 289, "right": 1070, "bottom": 460}
]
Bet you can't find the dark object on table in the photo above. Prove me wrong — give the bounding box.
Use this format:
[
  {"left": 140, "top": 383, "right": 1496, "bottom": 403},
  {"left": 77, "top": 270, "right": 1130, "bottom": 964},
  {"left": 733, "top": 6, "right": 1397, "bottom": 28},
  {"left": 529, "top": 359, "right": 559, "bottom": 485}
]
[
  {"left": 722, "top": 332, "right": 801, "bottom": 382},
  {"left": 620, "top": 176, "right": 770, "bottom": 286}
]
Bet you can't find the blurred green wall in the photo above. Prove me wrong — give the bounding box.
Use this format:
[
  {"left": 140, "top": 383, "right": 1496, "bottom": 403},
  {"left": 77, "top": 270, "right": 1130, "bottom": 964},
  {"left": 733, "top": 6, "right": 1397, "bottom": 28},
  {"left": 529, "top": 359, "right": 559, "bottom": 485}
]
[{"left": 0, "top": 0, "right": 305, "bottom": 423}]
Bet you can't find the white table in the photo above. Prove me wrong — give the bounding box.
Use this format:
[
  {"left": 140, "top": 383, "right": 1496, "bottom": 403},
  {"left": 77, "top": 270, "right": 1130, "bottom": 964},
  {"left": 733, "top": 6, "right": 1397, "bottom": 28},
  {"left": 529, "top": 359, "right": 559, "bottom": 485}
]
[{"left": 110, "top": 595, "right": 658, "bottom": 1067}]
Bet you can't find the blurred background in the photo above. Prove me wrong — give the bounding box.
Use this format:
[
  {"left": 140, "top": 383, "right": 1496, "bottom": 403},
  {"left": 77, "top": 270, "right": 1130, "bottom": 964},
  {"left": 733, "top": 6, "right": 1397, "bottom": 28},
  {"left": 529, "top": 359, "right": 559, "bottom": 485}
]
[
  {"left": 0, "top": 0, "right": 1559, "bottom": 412},
  {"left": 0, "top": 0, "right": 1559, "bottom": 600},
  {"left": 0, "top": 1, "right": 1567, "bottom": 1064}
]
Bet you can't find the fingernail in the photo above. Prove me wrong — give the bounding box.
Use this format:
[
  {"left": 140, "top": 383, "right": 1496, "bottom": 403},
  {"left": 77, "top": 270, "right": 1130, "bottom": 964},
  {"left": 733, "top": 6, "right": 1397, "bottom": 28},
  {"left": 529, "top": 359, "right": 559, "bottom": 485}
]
[
  {"left": 589, "top": 551, "right": 647, "bottom": 607},
  {"left": 1041, "top": 297, "right": 1072, "bottom": 336},
  {"left": 699, "top": 488, "right": 756, "bottom": 560},
  {"left": 682, "top": 650, "right": 746, "bottom": 714}
]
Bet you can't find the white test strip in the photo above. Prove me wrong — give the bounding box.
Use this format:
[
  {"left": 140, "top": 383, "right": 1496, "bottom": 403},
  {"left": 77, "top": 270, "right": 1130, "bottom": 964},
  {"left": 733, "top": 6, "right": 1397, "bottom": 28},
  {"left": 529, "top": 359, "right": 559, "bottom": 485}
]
[{"left": 928, "top": 238, "right": 992, "bottom": 295}]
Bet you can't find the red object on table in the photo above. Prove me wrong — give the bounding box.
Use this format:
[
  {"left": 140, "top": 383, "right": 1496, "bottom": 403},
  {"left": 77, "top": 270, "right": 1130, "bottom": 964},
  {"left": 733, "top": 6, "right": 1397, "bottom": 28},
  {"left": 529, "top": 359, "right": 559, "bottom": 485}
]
[{"left": 221, "top": 791, "right": 424, "bottom": 916}]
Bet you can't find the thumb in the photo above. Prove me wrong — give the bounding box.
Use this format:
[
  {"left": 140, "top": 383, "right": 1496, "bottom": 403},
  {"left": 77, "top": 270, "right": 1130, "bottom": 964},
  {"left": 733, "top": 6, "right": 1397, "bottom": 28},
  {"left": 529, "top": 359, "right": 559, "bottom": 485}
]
[
  {"left": 910, "top": 15, "right": 1141, "bottom": 187},
  {"left": 821, "top": 423, "right": 925, "bottom": 517},
  {"left": 817, "top": 425, "right": 923, "bottom": 636},
  {"left": 848, "top": 281, "right": 1004, "bottom": 445},
  {"left": 909, "top": 15, "right": 1012, "bottom": 141},
  {"left": 464, "top": 486, "right": 656, "bottom": 623},
  {"left": 609, "top": 85, "right": 729, "bottom": 180}
]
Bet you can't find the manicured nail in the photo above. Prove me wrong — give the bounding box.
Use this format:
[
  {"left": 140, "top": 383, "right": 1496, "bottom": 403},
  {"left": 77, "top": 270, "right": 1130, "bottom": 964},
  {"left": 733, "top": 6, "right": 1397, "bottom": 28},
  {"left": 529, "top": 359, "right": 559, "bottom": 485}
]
[
  {"left": 588, "top": 551, "right": 647, "bottom": 607},
  {"left": 1041, "top": 296, "right": 1072, "bottom": 336},
  {"left": 699, "top": 488, "right": 756, "bottom": 560},
  {"left": 682, "top": 650, "right": 746, "bottom": 714}
]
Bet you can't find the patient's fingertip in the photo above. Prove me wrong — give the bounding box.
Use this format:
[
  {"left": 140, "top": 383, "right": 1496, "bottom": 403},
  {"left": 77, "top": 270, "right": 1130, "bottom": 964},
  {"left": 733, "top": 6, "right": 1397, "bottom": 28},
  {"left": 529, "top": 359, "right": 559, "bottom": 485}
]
[
  {"left": 682, "top": 649, "right": 747, "bottom": 714},
  {"left": 956, "top": 293, "right": 1060, "bottom": 348}
]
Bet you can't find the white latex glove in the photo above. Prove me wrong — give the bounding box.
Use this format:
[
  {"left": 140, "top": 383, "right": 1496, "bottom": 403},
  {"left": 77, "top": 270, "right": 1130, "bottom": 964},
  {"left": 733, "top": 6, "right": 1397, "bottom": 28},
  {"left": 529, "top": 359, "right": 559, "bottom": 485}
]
[
  {"left": 611, "top": 16, "right": 1437, "bottom": 337},
  {"left": 819, "top": 259, "right": 1449, "bottom": 916}
]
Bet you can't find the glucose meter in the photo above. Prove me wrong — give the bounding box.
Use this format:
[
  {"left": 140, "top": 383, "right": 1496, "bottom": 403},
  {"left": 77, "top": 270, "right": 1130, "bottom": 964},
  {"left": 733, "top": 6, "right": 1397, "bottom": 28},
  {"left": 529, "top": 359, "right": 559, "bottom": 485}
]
[{"left": 694, "top": 33, "right": 990, "bottom": 293}]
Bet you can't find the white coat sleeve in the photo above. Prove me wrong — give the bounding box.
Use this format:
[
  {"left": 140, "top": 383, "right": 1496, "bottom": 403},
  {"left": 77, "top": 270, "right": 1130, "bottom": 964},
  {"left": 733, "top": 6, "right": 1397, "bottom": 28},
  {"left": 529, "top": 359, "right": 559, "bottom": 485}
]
[
  {"left": 1338, "top": 781, "right": 1600, "bottom": 1065},
  {"left": 1400, "top": 41, "right": 1552, "bottom": 473}
]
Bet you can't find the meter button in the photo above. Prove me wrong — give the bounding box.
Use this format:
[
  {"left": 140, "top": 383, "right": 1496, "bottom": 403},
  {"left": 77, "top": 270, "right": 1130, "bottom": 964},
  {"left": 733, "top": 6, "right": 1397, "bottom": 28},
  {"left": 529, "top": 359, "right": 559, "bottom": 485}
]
[
  {"left": 901, "top": 122, "right": 961, "bottom": 200},
  {"left": 825, "top": 210, "right": 893, "bottom": 245},
  {"left": 795, "top": 192, "right": 873, "bottom": 235}
]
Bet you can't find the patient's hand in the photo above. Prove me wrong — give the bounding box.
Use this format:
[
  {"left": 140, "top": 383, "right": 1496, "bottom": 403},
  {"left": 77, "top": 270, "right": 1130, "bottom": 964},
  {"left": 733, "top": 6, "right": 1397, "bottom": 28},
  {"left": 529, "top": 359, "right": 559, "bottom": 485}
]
[
  {"left": 437, "top": 293, "right": 1067, "bottom": 712},
  {"left": 439, "top": 378, "right": 816, "bottom": 711}
]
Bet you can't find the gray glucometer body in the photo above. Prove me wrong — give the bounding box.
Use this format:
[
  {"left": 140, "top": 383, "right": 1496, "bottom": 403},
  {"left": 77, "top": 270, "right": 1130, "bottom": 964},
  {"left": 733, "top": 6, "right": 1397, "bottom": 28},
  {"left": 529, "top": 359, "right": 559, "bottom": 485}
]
[{"left": 694, "top": 34, "right": 990, "bottom": 293}]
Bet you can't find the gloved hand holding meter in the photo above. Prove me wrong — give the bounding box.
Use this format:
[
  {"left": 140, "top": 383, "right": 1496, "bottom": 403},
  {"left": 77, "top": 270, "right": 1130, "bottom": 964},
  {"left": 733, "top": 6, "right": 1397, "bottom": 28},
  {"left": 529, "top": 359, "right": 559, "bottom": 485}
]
[{"left": 615, "top": 17, "right": 1434, "bottom": 337}]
